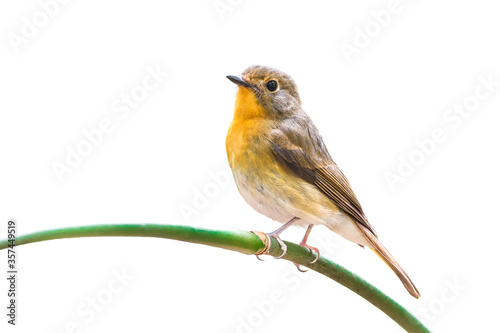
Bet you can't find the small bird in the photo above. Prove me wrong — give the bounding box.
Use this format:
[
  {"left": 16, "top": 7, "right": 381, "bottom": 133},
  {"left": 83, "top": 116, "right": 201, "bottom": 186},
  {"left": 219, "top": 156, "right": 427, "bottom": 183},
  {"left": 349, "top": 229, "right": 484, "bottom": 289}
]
[{"left": 225, "top": 65, "right": 420, "bottom": 298}]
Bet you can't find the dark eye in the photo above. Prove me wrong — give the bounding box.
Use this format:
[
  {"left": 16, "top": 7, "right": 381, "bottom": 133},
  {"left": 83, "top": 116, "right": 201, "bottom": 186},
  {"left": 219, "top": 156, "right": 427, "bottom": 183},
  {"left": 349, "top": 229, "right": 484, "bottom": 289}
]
[{"left": 266, "top": 80, "right": 278, "bottom": 92}]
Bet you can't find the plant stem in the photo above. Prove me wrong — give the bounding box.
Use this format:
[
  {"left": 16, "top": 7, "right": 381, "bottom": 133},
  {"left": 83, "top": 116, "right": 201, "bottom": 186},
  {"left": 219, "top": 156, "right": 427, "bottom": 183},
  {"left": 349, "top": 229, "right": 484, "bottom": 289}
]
[{"left": 0, "top": 224, "right": 429, "bottom": 333}]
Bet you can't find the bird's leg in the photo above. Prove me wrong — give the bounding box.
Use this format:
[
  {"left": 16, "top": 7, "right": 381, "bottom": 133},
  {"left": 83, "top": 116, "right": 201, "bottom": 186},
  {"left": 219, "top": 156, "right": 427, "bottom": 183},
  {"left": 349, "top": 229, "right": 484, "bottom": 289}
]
[
  {"left": 300, "top": 224, "right": 320, "bottom": 264},
  {"left": 292, "top": 224, "right": 320, "bottom": 272},
  {"left": 256, "top": 217, "right": 298, "bottom": 260}
]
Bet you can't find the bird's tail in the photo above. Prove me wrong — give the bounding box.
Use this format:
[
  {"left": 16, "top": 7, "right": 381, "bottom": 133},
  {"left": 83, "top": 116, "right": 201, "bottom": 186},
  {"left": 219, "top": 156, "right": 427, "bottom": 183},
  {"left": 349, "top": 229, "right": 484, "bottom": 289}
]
[{"left": 363, "top": 229, "right": 420, "bottom": 299}]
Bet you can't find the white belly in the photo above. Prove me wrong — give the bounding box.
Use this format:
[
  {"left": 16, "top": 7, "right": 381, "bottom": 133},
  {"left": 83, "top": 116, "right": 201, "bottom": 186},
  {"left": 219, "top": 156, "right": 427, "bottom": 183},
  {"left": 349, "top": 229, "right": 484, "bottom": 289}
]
[
  {"left": 233, "top": 169, "right": 369, "bottom": 246},
  {"left": 235, "top": 171, "right": 295, "bottom": 223}
]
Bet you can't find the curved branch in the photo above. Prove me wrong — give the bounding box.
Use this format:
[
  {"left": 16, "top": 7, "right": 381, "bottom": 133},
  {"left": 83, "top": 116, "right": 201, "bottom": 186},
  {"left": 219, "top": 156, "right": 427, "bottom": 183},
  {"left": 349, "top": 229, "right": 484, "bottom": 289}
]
[{"left": 0, "top": 224, "right": 429, "bottom": 332}]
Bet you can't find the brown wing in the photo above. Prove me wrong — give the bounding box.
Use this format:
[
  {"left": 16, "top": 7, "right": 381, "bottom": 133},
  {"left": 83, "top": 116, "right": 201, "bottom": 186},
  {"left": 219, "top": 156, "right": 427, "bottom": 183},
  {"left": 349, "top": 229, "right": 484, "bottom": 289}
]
[{"left": 269, "top": 127, "right": 377, "bottom": 237}]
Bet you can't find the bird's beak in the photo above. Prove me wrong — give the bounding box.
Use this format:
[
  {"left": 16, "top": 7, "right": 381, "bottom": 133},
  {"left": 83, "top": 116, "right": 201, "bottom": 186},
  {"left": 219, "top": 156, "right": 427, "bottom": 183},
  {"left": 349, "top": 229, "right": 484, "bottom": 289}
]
[{"left": 226, "top": 75, "right": 254, "bottom": 89}]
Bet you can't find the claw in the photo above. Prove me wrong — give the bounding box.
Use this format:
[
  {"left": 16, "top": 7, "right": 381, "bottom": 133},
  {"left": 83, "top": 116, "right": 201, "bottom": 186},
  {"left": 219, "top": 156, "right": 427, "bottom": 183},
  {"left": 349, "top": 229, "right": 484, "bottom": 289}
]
[
  {"left": 251, "top": 230, "right": 288, "bottom": 259},
  {"left": 251, "top": 218, "right": 298, "bottom": 261},
  {"left": 270, "top": 233, "right": 287, "bottom": 259},
  {"left": 294, "top": 262, "right": 308, "bottom": 272},
  {"left": 301, "top": 243, "right": 320, "bottom": 264},
  {"left": 310, "top": 252, "right": 319, "bottom": 264},
  {"left": 251, "top": 231, "right": 271, "bottom": 259}
]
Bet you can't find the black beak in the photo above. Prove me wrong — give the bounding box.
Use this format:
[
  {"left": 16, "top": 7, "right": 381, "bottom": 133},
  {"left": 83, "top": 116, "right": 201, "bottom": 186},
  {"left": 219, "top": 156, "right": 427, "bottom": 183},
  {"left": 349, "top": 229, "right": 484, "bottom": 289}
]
[{"left": 226, "top": 75, "right": 254, "bottom": 89}]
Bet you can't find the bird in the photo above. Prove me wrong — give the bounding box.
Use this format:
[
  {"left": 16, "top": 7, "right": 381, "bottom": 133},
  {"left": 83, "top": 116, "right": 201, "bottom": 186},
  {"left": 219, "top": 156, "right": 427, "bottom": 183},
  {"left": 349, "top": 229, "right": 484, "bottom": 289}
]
[{"left": 225, "top": 65, "right": 420, "bottom": 299}]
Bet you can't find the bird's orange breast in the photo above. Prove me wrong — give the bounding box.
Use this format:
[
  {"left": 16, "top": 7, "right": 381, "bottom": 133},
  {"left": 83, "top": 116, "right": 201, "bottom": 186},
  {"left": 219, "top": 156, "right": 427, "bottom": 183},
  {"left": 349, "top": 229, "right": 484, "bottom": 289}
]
[{"left": 226, "top": 87, "right": 272, "bottom": 170}]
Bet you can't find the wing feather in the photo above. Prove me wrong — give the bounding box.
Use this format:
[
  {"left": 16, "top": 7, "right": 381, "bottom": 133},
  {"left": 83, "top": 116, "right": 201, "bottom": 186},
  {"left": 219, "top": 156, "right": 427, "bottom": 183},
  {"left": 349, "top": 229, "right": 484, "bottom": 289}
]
[{"left": 269, "top": 127, "right": 377, "bottom": 236}]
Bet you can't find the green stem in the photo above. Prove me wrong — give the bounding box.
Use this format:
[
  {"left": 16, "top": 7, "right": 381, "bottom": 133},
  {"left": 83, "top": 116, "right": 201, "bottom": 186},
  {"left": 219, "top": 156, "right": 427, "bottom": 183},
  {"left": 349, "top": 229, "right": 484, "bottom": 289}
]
[{"left": 0, "top": 224, "right": 429, "bottom": 333}]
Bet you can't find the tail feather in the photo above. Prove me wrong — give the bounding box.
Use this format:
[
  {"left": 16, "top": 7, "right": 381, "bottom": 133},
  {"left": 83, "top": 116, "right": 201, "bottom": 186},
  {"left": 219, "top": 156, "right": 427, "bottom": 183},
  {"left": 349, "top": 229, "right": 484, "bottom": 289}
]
[{"left": 362, "top": 227, "right": 420, "bottom": 299}]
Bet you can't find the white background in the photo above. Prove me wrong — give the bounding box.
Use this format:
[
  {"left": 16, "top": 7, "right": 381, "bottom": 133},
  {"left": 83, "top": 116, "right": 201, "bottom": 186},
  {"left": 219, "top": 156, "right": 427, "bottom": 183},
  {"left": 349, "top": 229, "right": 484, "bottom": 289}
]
[{"left": 1, "top": 0, "right": 499, "bottom": 332}]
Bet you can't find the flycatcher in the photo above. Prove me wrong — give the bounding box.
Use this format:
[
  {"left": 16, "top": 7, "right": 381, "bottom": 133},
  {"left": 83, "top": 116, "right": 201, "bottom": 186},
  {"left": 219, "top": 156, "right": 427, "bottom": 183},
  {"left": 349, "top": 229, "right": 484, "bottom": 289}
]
[{"left": 225, "top": 65, "right": 420, "bottom": 299}]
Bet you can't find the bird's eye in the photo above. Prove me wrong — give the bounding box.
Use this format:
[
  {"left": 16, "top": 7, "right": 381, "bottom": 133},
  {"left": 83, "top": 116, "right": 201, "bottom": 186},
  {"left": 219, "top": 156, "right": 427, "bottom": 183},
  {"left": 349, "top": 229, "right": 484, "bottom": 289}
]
[{"left": 266, "top": 80, "right": 278, "bottom": 92}]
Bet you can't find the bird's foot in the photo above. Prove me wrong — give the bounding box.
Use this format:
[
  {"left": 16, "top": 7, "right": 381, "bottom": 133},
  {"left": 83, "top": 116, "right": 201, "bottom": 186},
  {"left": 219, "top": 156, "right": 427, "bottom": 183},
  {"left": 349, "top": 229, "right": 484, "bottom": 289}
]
[
  {"left": 300, "top": 242, "right": 320, "bottom": 264},
  {"left": 251, "top": 230, "right": 287, "bottom": 259},
  {"left": 267, "top": 231, "right": 288, "bottom": 259},
  {"left": 292, "top": 243, "right": 319, "bottom": 272}
]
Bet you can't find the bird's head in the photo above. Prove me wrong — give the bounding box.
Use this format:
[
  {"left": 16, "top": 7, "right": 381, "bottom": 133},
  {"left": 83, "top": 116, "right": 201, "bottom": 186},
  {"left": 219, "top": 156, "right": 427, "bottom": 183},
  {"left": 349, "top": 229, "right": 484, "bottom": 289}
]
[{"left": 227, "top": 65, "right": 302, "bottom": 119}]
